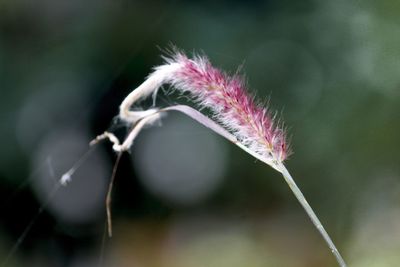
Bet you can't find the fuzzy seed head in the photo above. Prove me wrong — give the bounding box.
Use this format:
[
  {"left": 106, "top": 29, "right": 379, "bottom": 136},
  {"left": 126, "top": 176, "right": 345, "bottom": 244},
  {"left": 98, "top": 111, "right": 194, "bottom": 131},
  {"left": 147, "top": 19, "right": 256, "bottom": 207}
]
[{"left": 161, "top": 51, "right": 290, "bottom": 163}]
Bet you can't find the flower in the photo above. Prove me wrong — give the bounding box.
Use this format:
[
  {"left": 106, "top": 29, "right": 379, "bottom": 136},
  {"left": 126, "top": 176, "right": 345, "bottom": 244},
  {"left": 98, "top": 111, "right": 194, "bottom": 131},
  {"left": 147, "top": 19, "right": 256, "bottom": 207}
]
[
  {"left": 119, "top": 50, "right": 289, "bottom": 163},
  {"left": 166, "top": 52, "right": 289, "bottom": 162},
  {"left": 93, "top": 50, "right": 348, "bottom": 267}
]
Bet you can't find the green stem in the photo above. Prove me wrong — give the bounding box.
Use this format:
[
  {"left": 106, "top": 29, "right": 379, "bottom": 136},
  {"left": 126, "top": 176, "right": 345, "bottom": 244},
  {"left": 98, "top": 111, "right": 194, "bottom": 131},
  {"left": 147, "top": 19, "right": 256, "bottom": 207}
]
[{"left": 277, "top": 163, "right": 347, "bottom": 267}]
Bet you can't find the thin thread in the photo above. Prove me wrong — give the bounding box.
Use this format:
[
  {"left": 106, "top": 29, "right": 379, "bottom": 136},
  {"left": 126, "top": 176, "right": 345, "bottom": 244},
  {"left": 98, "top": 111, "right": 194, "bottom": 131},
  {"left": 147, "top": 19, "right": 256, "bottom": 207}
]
[
  {"left": 60, "top": 145, "right": 97, "bottom": 185},
  {"left": 1, "top": 182, "right": 62, "bottom": 267},
  {"left": 2, "top": 159, "right": 53, "bottom": 209}
]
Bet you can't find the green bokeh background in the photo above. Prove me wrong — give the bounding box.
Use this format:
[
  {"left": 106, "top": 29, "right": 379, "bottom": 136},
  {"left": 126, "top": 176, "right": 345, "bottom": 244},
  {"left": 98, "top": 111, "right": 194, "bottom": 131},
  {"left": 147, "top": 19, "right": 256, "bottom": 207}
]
[{"left": 1, "top": 1, "right": 399, "bottom": 266}]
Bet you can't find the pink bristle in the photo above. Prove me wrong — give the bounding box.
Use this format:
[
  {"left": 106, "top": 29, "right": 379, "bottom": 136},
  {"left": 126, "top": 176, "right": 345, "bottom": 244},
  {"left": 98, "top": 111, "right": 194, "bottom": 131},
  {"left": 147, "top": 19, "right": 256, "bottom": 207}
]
[{"left": 161, "top": 52, "right": 289, "bottom": 162}]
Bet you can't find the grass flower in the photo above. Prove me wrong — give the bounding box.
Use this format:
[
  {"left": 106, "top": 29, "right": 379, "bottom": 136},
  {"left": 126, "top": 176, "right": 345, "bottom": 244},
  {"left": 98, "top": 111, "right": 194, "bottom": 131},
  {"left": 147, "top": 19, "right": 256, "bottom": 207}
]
[
  {"left": 118, "top": 50, "right": 288, "bottom": 169},
  {"left": 92, "top": 48, "right": 347, "bottom": 267}
]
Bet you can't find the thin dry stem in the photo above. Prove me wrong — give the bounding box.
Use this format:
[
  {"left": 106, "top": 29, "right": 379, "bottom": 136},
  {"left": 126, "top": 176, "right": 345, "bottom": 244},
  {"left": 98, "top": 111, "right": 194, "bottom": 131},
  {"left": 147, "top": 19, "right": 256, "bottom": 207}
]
[{"left": 106, "top": 152, "right": 122, "bottom": 237}]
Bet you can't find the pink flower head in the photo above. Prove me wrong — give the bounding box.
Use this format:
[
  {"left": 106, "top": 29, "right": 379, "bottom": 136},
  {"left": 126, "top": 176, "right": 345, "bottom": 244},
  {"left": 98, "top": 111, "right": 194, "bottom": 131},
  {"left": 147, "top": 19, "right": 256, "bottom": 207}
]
[
  {"left": 118, "top": 49, "right": 290, "bottom": 164},
  {"left": 162, "top": 51, "right": 289, "bottom": 162}
]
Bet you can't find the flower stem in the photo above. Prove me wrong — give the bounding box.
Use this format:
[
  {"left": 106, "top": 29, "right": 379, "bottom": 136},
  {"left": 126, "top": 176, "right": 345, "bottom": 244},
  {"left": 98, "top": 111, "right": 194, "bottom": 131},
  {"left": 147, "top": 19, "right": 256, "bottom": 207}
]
[{"left": 277, "top": 163, "right": 347, "bottom": 267}]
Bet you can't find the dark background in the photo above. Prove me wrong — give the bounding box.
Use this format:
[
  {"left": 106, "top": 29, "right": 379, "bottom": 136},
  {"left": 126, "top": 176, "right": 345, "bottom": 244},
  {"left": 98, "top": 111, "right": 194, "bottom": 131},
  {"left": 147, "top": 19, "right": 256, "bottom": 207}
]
[{"left": 1, "top": 0, "right": 399, "bottom": 266}]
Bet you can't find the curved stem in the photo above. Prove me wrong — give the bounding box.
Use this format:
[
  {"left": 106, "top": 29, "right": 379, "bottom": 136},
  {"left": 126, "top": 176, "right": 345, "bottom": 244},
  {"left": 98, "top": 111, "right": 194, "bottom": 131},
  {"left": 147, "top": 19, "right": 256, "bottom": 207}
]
[
  {"left": 119, "top": 63, "right": 182, "bottom": 123},
  {"left": 277, "top": 163, "right": 347, "bottom": 267}
]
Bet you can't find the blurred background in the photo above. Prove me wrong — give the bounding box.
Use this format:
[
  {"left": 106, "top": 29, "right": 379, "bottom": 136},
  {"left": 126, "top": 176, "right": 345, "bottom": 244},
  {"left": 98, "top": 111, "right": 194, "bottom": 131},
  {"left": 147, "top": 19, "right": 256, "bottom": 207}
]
[{"left": 1, "top": 0, "right": 399, "bottom": 266}]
